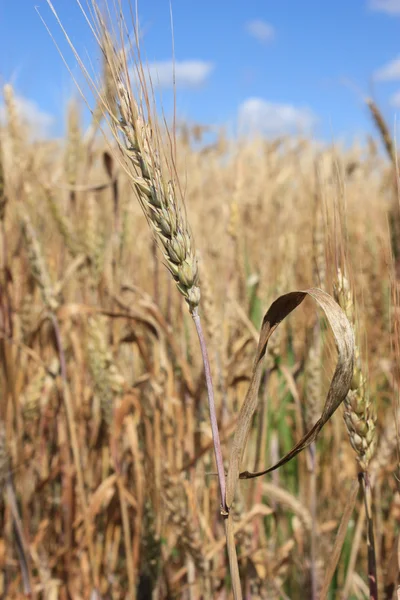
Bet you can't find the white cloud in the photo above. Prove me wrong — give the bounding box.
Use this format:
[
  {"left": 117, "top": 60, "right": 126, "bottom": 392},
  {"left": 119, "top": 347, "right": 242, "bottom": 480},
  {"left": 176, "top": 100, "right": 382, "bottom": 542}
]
[
  {"left": 390, "top": 90, "right": 400, "bottom": 106},
  {"left": 245, "top": 20, "right": 275, "bottom": 44},
  {"left": 369, "top": 0, "right": 400, "bottom": 14},
  {"left": 0, "top": 94, "right": 54, "bottom": 137},
  {"left": 238, "top": 98, "right": 316, "bottom": 136},
  {"left": 145, "top": 60, "right": 214, "bottom": 89},
  {"left": 374, "top": 56, "right": 400, "bottom": 80}
]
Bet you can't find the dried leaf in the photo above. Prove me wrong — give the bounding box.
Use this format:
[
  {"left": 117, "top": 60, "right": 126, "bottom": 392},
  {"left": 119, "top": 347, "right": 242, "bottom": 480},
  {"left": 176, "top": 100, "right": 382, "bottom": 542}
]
[{"left": 225, "top": 288, "right": 354, "bottom": 508}]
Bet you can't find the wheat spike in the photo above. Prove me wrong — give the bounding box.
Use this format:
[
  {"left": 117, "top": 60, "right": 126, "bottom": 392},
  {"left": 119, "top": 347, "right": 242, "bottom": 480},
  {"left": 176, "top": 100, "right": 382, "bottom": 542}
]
[
  {"left": 86, "top": 316, "right": 125, "bottom": 427},
  {"left": 97, "top": 30, "right": 200, "bottom": 312},
  {"left": 335, "top": 268, "right": 376, "bottom": 471},
  {"left": 20, "top": 212, "right": 59, "bottom": 312},
  {"left": 366, "top": 99, "right": 395, "bottom": 165},
  {"left": 22, "top": 359, "right": 59, "bottom": 421},
  {"left": 44, "top": 188, "right": 79, "bottom": 256}
]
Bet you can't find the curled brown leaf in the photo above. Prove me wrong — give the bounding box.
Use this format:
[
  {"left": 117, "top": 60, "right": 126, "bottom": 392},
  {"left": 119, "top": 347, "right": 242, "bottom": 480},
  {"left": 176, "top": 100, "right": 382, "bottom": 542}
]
[{"left": 225, "top": 288, "right": 354, "bottom": 508}]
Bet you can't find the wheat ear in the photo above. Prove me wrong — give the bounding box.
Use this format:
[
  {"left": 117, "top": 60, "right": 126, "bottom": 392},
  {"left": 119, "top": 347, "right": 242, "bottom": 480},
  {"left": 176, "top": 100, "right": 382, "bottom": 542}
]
[
  {"left": 335, "top": 267, "right": 378, "bottom": 599},
  {"left": 335, "top": 269, "right": 376, "bottom": 472},
  {"left": 97, "top": 31, "right": 200, "bottom": 312}
]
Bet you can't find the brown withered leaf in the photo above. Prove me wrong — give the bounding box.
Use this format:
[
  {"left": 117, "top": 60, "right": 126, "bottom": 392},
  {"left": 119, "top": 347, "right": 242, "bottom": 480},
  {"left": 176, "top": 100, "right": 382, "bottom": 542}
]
[{"left": 225, "top": 288, "right": 354, "bottom": 508}]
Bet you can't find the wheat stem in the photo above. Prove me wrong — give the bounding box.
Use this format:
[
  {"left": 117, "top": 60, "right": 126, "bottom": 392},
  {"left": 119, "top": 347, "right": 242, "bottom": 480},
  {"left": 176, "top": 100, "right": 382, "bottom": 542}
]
[
  {"left": 192, "top": 310, "right": 226, "bottom": 511},
  {"left": 360, "top": 472, "right": 378, "bottom": 600}
]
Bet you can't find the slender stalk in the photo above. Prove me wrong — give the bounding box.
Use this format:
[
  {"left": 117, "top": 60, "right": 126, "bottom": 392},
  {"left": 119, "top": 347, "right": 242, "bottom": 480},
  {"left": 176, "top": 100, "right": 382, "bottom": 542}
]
[
  {"left": 360, "top": 472, "right": 378, "bottom": 600},
  {"left": 193, "top": 310, "right": 243, "bottom": 597},
  {"left": 5, "top": 474, "right": 33, "bottom": 597},
  {"left": 308, "top": 442, "right": 318, "bottom": 600},
  {"left": 192, "top": 309, "right": 226, "bottom": 510}
]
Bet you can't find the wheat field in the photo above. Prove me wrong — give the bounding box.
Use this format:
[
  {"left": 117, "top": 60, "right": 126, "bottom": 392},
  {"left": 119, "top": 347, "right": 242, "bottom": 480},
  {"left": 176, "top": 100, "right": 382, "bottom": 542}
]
[{"left": 0, "top": 4, "right": 400, "bottom": 599}]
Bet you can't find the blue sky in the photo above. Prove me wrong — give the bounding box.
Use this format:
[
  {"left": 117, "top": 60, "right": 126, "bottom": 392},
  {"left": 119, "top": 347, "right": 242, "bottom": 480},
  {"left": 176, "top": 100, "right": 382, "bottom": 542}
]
[{"left": 1, "top": 0, "right": 400, "bottom": 143}]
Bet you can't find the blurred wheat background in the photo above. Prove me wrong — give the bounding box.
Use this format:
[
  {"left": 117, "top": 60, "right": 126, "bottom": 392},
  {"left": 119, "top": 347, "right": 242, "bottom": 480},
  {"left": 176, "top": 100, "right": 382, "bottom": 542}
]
[{"left": 1, "top": 2, "right": 400, "bottom": 599}]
